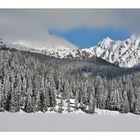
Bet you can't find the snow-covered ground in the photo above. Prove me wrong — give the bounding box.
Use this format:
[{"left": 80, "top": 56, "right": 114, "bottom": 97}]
[{"left": 0, "top": 109, "right": 140, "bottom": 131}]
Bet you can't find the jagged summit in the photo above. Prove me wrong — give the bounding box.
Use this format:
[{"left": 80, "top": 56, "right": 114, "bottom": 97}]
[{"left": 83, "top": 35, "right": 140, "bottom": 68}]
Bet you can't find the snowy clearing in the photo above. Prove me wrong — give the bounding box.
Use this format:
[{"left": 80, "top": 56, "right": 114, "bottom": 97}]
[{"left": 0, "top": 109, "right": 140, "bottom": 131}]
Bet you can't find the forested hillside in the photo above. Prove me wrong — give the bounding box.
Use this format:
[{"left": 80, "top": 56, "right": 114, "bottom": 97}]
[{"left": 0, "top": 44, "right": 140, "bottom": 114}]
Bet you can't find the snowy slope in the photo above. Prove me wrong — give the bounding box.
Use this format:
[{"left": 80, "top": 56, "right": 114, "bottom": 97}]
[
  {"left": 83, "top": 35, "right": 140, "bottom": 68},
  {"left": 0, "top": 110, "right": 139, "bottom": 131},
  {"left": 6, "top": 33, "right": 80, "bottom": 59},
  {"left": 2, "top": 34, "right": 140, "bottom": 67}
]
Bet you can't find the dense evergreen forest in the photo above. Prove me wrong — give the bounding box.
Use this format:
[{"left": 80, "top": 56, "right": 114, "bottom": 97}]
[{"left": 1, "top": 43, "right": 140, "bottom": 114}]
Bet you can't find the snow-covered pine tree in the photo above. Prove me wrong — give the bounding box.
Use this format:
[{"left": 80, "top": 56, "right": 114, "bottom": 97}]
[
  {"left": 0, "top": 80, "right": 5, "bottom": 112},
  {"left": 121, "top": 89, "right": 130, "bottom": 113},
  {"left": 88, "top": 87, "right": 95, "bottom": 114}
]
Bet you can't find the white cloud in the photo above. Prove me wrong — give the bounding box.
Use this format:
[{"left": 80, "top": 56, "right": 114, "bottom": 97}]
[{"left": 0, "top": 9, "right": 140, "bottom": 42}]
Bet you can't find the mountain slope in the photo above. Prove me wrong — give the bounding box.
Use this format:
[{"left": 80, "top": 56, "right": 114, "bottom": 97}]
[
  {"left": 5, "top": 32, "right": 80, "bottom": 59},
  {"left": 2, "top": 34, "right": 140, "bottom": 68},
  {"left": 83, "top": 35, "right": 140, "bottom": 68}
]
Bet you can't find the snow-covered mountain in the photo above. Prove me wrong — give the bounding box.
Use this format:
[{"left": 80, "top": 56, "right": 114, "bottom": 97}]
[
  {"left": 10, "top": 41, "right": 79, "bottom": 59},
  {"left": 82, "top": 35, "right": 140, "bottom": 68},
  {"left": 2, "top": 33, "right": 140, "bottom": 68},
  {"left": 5, "top": 33, "right": 80, "bottom": 59}
]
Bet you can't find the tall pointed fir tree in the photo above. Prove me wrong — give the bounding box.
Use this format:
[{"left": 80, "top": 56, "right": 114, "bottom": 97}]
[
  {"left": 88, "top": 87, "right": 95, "bottom": 114},
  {"left": 0, "top": 80, "right": 5, "bottom": 112}
]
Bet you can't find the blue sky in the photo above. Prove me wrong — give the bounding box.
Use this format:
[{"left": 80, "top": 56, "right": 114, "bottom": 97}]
[{"left": 50, "top": 27, "right": 131, "bottom": 48}]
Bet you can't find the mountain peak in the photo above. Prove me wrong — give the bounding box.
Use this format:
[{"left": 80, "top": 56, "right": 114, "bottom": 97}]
[
  {"left": 89, "top": 35, "right": 140, "bottom": 67},
  {"left": 104, "top": 36, "right": 113, "bottom": 42},
  {"left": 99, "top": 37, "right": 113, "bottom": 47}
]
